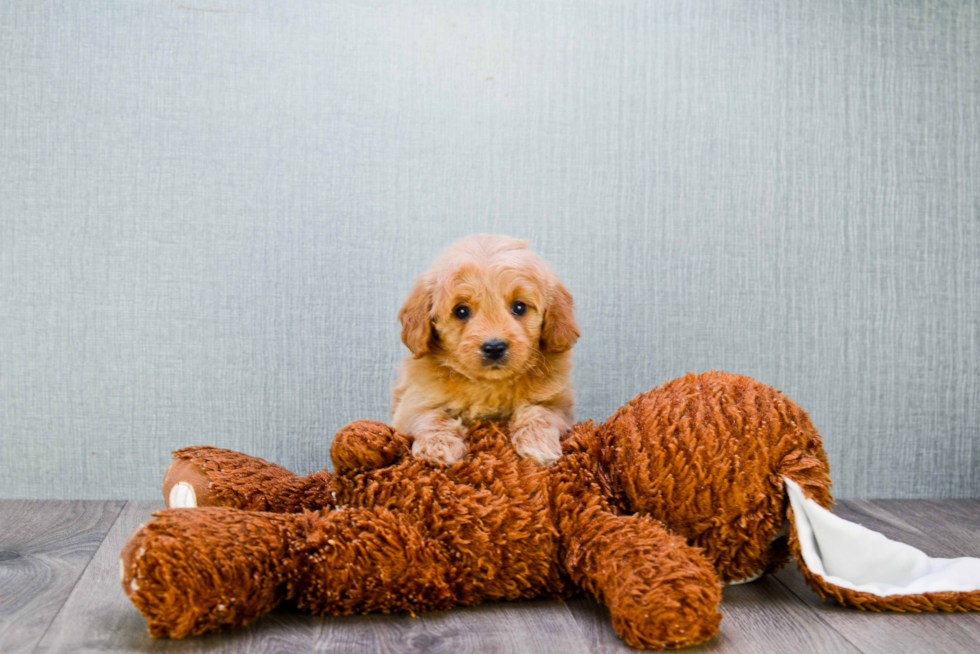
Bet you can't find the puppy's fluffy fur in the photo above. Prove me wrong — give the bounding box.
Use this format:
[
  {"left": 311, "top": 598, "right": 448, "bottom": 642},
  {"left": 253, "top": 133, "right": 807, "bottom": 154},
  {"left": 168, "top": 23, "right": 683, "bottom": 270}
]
[{"left": 393, "top": 235, "right": 579, "bottom": 466}]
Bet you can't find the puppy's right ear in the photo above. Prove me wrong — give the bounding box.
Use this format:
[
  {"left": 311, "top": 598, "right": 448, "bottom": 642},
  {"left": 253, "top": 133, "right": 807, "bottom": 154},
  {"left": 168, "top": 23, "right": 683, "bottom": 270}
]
[{"left": 398, "top": 276, "right": 435, "bottom": 358}]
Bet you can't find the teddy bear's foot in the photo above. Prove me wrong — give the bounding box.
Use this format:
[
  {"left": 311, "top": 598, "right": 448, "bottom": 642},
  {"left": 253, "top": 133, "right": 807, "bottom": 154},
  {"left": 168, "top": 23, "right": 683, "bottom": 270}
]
[
  {"left": 163, "top": 446, "right": 334, "bottom": 512},
  {"left": 565, "top": 513, "right": 723, "bottom": 649},
  {"left": 607, "top": 545, "right": 721, "bottom": 648},
  {"left": 120, "top": 507, "right": 305, "bottom": 638}
]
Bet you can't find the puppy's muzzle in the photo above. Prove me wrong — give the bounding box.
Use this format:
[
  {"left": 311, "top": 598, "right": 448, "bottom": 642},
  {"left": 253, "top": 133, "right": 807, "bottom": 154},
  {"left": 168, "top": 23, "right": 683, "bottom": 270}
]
[{"left": 480, "top": 339, "right": 509, "bottom": 363}]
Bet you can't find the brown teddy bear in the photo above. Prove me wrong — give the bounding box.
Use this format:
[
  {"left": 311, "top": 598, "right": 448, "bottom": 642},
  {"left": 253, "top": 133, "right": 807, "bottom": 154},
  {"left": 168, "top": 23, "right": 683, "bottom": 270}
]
[{"left": 120, "top": 371, "right": 980, "bottom": 649}]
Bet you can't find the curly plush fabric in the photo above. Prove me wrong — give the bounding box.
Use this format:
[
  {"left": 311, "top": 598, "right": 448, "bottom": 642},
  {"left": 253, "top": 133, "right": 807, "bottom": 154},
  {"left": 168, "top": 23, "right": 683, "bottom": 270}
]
[
  {"left": 120, "top": 371, "right": 979, "bottom": 649},
  {"left": 592, "top": 373, "right": 833, "bottom": 582}
]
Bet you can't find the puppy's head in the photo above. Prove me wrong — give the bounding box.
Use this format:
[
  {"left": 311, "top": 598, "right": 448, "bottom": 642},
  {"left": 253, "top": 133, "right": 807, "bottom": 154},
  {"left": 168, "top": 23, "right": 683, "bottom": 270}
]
[{"left": 399, "top": 235, "right": 579, "bottom": 380}]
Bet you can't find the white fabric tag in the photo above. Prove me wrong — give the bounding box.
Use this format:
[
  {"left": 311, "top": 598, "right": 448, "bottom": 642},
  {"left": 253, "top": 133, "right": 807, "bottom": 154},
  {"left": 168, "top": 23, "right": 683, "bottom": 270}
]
[{"left": 783, "top": 477, "right": 980, "bottom": 597}]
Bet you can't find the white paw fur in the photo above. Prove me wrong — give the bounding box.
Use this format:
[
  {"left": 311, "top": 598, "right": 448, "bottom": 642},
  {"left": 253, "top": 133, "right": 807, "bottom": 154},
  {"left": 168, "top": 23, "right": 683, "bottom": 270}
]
[
  {"left": 412, "top": 431, "right": 468, "bottom": 466},
  {"left": 512, "top": 425, "right": 562, "bottom": 466}
]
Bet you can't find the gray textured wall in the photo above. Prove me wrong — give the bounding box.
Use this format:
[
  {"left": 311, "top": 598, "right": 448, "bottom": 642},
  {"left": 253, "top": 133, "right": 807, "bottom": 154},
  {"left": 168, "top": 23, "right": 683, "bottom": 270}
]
[{"left": 1, "top": 0, "right": 978, "bottom": 500}]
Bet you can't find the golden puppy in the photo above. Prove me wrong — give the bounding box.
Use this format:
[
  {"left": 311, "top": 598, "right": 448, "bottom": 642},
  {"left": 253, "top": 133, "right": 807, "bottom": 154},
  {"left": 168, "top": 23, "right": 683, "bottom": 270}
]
[{"left": 393, "top": 235, "right": 579, "bottom": 466}]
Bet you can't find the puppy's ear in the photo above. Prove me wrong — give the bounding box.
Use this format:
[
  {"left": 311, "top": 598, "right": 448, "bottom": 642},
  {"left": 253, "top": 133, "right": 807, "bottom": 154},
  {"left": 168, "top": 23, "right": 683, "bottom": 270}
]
[
  {"left": 540, "top": 281, "right": 579, "bottom": 353},
  {"left": 399, "top": 276, "right": 435, "bottom": 358}
]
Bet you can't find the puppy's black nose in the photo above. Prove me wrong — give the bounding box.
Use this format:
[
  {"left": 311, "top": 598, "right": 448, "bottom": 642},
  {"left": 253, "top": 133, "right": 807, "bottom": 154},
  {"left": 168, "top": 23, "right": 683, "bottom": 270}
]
[{"left": 480, "top": 339, "right": 509, "bottom": 361}]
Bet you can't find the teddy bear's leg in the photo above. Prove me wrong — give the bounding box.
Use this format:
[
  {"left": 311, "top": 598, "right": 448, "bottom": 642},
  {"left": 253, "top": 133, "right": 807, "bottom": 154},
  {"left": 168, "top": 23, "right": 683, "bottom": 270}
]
[
  {"left": 121, "top": 507, "right": 306, "bottom": 638},
  {"left": 589, "top": 370, "right": 835, "bottom": 584},
  {"left": 121, "top": 505, "right": 458, "bottom": 638},
  {"left": 289, "top": 505, "right": 458, "bottom": 616},
  {"left": 163, "top": 446, "right": 333, "bottom": 512},
  {"left": 562, "top": 511, "right": 723, "bottom": 650}
]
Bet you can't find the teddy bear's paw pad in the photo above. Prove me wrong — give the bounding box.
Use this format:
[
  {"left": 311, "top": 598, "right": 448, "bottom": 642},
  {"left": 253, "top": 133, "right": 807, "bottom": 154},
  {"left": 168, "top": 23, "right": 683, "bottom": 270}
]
[
  {"left": 727, "top": 570, "right": 765, "bottom": 585},
  {"left": 163, "top": 457, "right": 212, "bottom": 508},
  {"left": 169, "top": 481, "right": 197, "bottom": 508}
]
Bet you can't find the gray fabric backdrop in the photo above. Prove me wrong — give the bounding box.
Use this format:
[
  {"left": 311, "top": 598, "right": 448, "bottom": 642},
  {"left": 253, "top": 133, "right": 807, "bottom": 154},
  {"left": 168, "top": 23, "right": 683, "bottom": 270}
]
[{"left": 1, "top": 0, "right": 978, "bottom": 499}]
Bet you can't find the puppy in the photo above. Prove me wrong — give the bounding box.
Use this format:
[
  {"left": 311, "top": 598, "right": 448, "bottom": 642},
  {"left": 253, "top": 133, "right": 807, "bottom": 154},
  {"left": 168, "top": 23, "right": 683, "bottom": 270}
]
[{"left": 392, "top": 235, "right": 579, "bottom": 467}]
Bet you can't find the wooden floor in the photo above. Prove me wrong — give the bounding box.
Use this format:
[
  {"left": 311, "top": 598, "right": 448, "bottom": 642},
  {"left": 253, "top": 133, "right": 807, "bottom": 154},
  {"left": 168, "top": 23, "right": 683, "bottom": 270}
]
[{"left": 1, "top": 500, "right": 979, "bottom": 653}]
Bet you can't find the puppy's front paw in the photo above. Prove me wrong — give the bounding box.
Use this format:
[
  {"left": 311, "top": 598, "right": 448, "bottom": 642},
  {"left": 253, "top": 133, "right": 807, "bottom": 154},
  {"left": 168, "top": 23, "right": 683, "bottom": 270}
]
[
  {"left": 411, "top": 429, "right": 468, "bottom": 466},
  {"left": 512, "top": 425, "right": 562, "bottom": 466}
]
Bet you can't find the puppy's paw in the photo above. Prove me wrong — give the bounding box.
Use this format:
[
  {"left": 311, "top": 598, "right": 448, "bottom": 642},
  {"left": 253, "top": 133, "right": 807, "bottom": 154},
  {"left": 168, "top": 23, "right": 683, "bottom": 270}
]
[
  {"left": 411, "top": 429, "right": 468, "bottom": 466},
  {"left": 512, "top": 425, "right": 563, "bottom": 466}
]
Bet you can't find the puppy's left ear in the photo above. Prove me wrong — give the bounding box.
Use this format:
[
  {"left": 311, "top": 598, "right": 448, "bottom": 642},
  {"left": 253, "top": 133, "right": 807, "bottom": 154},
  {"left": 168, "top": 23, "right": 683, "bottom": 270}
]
[
  {"left": 399, "top": 275, "right": 436, "bottom": 358},
  {"left": 540, "top": 281, "right": 579, "bottom": 353}
]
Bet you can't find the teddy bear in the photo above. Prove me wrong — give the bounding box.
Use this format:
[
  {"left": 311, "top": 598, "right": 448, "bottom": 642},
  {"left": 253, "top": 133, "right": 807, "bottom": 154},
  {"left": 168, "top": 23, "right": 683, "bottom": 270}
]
[{"left": 119, "top": 371, "right": 980, "bottom": 649}]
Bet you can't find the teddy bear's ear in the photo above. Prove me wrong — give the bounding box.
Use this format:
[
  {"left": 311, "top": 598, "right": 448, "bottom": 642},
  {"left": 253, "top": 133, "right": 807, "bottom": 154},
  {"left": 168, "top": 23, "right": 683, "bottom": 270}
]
[
  {"left": 399, "top": 275, "right": 436, "bottom": 358},
  {"left": 540, "top": 280, "right": 579, "bottom": 353}
]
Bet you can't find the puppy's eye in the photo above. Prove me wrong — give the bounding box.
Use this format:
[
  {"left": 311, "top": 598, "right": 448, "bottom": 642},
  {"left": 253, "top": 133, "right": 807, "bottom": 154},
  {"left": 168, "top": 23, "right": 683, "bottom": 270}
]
[
  {"left": 511, "top": 300, "right": 527, "bottom": 317},
  {"left": 453, "top": 304, "right": 472, "bottom": 320}
]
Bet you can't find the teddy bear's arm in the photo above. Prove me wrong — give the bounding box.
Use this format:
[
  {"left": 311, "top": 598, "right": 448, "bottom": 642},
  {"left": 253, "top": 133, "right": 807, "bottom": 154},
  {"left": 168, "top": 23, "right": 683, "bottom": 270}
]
[
  {"left": 161, "top": 421, "right": 415, "bottom": 512},
  {"left": 330, "top": 420, "right": 414, "bottom": 474},
  {"left": 164, "top": 446, "right": 334, "bottom": 512}
]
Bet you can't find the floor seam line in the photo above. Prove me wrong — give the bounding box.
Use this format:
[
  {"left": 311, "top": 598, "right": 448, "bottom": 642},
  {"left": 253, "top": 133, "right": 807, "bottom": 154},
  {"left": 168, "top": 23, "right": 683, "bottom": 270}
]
[{"left": 29, "top": 499, "right": 128, "bottom": 654}]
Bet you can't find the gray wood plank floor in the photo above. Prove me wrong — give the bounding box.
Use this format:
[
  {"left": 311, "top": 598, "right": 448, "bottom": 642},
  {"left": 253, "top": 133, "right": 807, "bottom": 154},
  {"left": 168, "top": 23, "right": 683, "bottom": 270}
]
[{"left": 1, "top": 499, "right": 979, "bottom": 653}]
